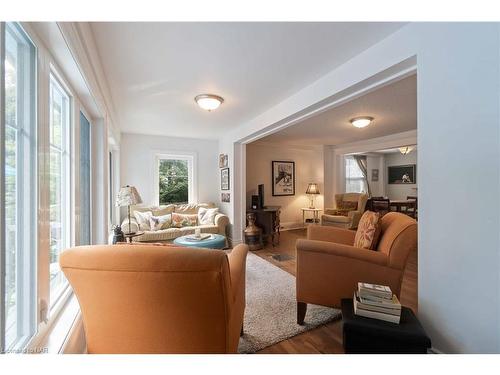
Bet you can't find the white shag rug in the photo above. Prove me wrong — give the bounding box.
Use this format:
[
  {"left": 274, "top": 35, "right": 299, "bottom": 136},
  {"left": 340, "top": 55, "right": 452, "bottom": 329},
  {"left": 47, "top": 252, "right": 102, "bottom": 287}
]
[{"left": 238, "top": 252, "right": 341, "bottom": 353}]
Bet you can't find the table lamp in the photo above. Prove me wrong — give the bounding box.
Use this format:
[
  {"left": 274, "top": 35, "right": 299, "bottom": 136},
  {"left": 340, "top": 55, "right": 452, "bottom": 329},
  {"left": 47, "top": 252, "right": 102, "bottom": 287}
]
[
  {"left": 116, "top": 185, "right": 142, "bottom": 234},
  {"left": 306, "top": 183, "right": 320, "bottom": 209}
]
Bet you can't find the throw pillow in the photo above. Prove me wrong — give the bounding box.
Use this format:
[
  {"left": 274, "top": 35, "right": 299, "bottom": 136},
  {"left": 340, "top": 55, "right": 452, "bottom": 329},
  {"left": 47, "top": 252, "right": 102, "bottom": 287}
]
[
  {"left": 354, "top": 211, "right": 382, "bottom": 250},
  {"left": 171, "top": 213, "right": 198, "bottom": 228},
  {"left": 339, "top": 201, "right": 358, "bottom": 211},
  {"left": 198, "top": 207, "right": 219, "bottom": 225},
  {"left": 149, "top": 214, "right": 172, "bottom": 231},
  {"left": 133, "top": 210, "right": 153, "bottom": 231}
]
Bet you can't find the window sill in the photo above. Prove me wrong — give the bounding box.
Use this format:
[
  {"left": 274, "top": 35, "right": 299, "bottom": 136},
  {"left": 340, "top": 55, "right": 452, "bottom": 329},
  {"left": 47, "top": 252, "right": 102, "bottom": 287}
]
[{"left": 26, "top": 292, "right": 84, "bottom": 354}]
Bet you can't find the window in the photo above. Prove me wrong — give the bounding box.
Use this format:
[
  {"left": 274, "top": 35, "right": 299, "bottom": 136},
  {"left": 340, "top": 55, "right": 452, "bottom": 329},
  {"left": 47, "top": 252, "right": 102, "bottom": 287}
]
[
  {"left": 49, "top": 74, "right": 71, "bottom": 306},
  {"left": 79, "top": 112, "right": 91, "bottom": 245},
  {"left": 157, "top": 154, "right": 194, "bottom": 205},
  {"left": 3, "top": 22, "right": 37, "bottom": 350},
  {"left": 345, "top": 156, "right": 367, "bottom": 193},
  {"left": 109, "top": 150, "right": 114, "bottom": 225}
]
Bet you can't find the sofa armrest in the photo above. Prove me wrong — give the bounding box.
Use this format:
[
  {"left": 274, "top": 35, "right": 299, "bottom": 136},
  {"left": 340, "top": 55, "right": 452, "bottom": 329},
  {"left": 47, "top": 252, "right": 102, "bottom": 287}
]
[
  {"left": 121, "top": 217, "right": 139, "bottom": 233},
  {"left": 307, "top": 225, "right": 356, "bottom": 245},
  {"left": 214, "top": 213, "right": 229, "bottom": 235},
  {"left": 297, "top": 239, "right": 388, "bottom": 266}
]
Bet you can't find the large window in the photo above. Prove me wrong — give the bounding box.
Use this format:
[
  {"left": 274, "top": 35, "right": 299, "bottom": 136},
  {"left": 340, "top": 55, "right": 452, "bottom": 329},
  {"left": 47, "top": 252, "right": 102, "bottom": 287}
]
[
  {"left": 49, "top": 74, "right": 71, "bottom": 306},
  {"left": 79, "top": 112, "right": 91, "bottom": 245},
  {"left": 3, "top": 22, "right": 37, "bottom": 350},
  {"left": 157, "top": 154, "right": 194, "bottom": 205},
  {"left": 345, "top": 156, "right": 367, "bottom": 193}
]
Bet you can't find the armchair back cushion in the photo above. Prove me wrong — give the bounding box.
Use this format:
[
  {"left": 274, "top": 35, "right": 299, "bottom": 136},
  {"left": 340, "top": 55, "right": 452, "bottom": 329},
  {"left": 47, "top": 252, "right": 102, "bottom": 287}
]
[{"left": 60, "top": 244, "right": 248, "bottom": 354}]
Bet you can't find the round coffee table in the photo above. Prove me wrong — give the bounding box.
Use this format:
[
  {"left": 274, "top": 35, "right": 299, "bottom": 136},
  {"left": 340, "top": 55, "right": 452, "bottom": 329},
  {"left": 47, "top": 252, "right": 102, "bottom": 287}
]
[{"left": 173, "top": 234, "right": 227, "bottom": 249}]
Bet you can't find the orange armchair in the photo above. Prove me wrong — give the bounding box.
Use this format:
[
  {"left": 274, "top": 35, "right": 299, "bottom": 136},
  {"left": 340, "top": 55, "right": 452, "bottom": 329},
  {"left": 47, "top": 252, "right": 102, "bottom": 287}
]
[
  {"left": 296, "top": 212, "right": 417, "bottom": 324},
  {"left": 60, "top": 243, "right": 248, "bottom": 353}
]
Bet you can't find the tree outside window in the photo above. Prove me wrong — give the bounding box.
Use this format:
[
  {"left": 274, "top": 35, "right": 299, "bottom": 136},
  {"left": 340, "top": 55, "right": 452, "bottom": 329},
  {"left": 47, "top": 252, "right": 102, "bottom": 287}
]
[{"left": 159, "top": 159, "right": 189, "bottom": 204}]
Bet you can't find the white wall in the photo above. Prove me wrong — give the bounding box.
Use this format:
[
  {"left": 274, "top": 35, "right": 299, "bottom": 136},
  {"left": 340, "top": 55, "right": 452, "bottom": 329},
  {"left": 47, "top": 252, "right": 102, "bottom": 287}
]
[
  {"left": 220, "top": 23, "right": 500, "bottom": 353},
  {"left": 384, "top": 151, "right": 418, "bottom": 200},
  {"left": 120, "top": 133, "right": 219, "bottom": 214},
  {"left": 246, "top": 143, "right": 324, "bottom": 229}
]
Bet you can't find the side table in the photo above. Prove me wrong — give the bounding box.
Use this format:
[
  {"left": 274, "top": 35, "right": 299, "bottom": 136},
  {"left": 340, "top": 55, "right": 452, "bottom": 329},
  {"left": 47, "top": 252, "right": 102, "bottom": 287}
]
[
  {"left": 341, "top": 299, "right": 431, "bottom": 354},
  {"left": 301, "top": 208, "right": 322, "bottom": 226}
]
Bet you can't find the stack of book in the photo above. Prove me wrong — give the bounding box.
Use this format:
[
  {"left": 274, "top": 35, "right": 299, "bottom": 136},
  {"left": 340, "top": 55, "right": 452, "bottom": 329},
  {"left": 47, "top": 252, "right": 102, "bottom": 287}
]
[{"left": 353, "top": 282, "right": 402, "bottom": 324}]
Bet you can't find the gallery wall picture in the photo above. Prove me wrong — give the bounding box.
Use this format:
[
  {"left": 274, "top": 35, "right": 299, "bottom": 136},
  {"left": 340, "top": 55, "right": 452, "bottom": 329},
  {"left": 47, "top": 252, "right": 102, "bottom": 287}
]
[
  {"left": 388, "top": 164, "right": 416, "bottom": 184},
  {"left": 221, "top": 192, "right": 230, "bottom": 203},
  {"left": 272, "top": 160, "right": 295, "bottom": 196},
  {"left": 219, "top": 154, "right": 228, "bottom": 168},
  {"left": 221, "top": 168, "right": 230, "bottom": 190},
  {"left": 371, "top": 169, "right": 379, "bottom": 182}
]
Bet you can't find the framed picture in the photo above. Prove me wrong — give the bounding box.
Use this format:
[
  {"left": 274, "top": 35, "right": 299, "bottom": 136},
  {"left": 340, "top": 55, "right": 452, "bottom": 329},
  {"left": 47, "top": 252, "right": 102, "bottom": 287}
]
[
  {"left": 371, "top": 169, "right": 379, "bottom": 182},
  {"left": 219, "top": 154, "right": 228, "bottom": 168},
  {"left": 221, "top": 168, "right": 230, "bottom": 190},
  {"left": 272, "top": 161, "right": 295, "bottom": 196},
  {"left": 388, "top": 164, "right": 416, "bottom": 184},
  {"left": 221, "top": 192, "right": 230, "bottom": 203}
]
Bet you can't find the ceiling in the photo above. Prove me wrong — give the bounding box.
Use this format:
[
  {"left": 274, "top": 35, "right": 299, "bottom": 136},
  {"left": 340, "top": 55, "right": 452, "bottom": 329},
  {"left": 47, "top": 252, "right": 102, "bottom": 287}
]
[
  {"left": 90, "top": 22, "right": 405, "bottom": 139},
  {"left": 254, "top": 74, "right": 417, "bottom": 146}
]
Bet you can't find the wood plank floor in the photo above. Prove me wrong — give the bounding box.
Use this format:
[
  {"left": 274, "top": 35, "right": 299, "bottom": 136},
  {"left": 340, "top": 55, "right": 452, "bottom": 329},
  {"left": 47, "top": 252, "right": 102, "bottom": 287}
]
[{"left": 251, "top": 228, "right": 418, "bottom": 354}]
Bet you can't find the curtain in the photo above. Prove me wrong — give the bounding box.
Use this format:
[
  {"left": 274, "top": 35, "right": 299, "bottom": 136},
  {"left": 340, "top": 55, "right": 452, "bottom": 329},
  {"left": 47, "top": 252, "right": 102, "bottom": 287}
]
[{"left": 353, "top": 155, "right": 371, "bottom": 197}]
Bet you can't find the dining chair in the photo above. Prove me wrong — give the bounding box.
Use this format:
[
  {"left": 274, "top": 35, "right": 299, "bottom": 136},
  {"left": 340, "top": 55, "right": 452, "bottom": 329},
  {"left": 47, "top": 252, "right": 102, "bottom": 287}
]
[{"left": 406, "top": 196, "right": 418, "bottom": 219}]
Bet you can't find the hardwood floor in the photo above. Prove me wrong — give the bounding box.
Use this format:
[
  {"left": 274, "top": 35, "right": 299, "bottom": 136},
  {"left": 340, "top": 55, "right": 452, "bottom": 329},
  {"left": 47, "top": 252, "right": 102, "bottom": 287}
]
[{"left": 252, "top": 228, "right": 418, "bottom": 354}]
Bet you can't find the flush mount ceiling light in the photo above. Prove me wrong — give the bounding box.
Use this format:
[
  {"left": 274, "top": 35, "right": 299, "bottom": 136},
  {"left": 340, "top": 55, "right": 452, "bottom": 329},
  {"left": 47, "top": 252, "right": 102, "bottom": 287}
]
[
  {"left": 399, "top": 145, "right": 415, "bottom": 155},
  {"left": 350, "top": 116, "right": 374, "bottom": 128},
  {"left": 195, "top": 94, "right": 224, "bottom": 111}
]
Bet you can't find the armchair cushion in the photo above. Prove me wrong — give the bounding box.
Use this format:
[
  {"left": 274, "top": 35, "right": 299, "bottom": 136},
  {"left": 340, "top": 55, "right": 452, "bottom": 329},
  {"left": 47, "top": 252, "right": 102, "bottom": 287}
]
[
  {"left": 339, "top": 201, "right": 358, "bottom": 211},
  {"left": 354, "top": 211, "right": 382, "bottom": 250}
]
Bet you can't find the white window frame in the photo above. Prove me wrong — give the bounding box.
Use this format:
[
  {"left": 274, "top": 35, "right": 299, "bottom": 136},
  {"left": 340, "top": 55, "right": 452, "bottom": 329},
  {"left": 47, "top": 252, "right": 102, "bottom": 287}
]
[
  {"left": 153, "top": 151, "right": 197, "bottom": 206},
  {"left": 344, "top": 155, "right": 367, "bottom": 194},
  {"left": 77, "top": 108, "right": 92, "bottom": 245},
  {"left": 48, "top": 71, "right": 72, "bottom": 310}
]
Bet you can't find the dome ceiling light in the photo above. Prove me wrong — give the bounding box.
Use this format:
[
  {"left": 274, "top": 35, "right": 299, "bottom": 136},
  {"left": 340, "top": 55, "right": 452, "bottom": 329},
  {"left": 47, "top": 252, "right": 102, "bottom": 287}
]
[
  {"left": 195, "top": 94, "right": 224, "bottom": 111},
  {"left": 399, "top": 145, "right": 415, "bottom": 155},
  {"left": 350, "top": 116, "right": 374, "bottom": 128}
]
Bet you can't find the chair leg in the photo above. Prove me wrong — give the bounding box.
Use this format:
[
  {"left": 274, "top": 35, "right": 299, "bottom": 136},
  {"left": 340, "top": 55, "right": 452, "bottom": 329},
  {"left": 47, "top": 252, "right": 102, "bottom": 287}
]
[
  {"left": 240, "top": 324, "right": 244, "bottom": 337},
  {"left": 297, "top": 302, "right": 307, "bottom": 325}
]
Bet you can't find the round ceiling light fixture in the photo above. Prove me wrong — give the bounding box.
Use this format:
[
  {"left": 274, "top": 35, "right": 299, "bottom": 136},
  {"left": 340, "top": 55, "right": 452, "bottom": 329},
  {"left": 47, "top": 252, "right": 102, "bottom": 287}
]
[
  {"left": 350, "top": 116, "right": 374, "bottom": 128},
  {"left": 195, "top": 94, "right": 224, "bottom": 111},
  {"left": 399, "top": 145, "right": 415, "bottom": 155}
]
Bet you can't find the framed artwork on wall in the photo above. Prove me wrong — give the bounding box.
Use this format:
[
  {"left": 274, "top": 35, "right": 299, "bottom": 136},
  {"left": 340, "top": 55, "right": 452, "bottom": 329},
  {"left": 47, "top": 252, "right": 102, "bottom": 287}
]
[
  {"left": 221, "top": 192, "right": 230, "bottom": 203},
  {"left": 272, "top": 160, "right": 295, "bottom": 196},
  {"left": 371, "top": 169, "right": 379, "bottom": 182},
  {"left": 388, "top": 164, "right": 416, "bottom": 184},
  {"left": 219, "top": 154, "right": 228, "bottom": 168},
  {"left": 221, "top": 168, "right": 230, "bottom": 190}
]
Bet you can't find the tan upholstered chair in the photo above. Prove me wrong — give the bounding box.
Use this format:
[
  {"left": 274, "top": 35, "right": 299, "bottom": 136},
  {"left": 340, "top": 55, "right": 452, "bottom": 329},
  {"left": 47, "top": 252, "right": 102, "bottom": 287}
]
[
  {"left": 60, "top": 243, "right": 248, "bottom": 353},
  {"left": 296, "top": 212, "right": 417, "bottom": 324},
  {"left": 321, "top": 193, "right": 368, "bottom": 229}
]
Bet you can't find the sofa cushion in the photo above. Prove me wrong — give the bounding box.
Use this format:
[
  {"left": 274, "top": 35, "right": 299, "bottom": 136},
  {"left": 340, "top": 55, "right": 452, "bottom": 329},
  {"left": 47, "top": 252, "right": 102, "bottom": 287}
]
[
  {"left": 354, "top": 211, "right": 382, "bottom": 250},
  {"left": 198, "top": 207, "right": 219, "bottom": 225},
  {"left": 153, "top": 205, "right": 175, "bottom": 216},
  {"left": 322, "top": 214, "right": 351, "bottom": 223},
  {"left": 179, "top": 225, "right": 219, "bottom": 235},
  {"left": 133, "top": 210, "right": 153, "bottom": 231},
  {"left": 174, "top": 203, "right": 215, "bottom": 214},
  {"left": 149, "top": 214, "right": 172, "bottom": 231},
  {"left": 135, "top": 228, "right": 181, "bottom": 242},
  {"left": 172, "top": 213, "right": 198, "bottom": 228}
]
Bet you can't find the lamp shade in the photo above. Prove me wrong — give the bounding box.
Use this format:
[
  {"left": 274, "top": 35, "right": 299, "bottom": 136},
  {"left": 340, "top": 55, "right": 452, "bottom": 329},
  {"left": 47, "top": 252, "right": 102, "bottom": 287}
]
[
  {"left": 306, "top": 183, "right": 320, "bottom": 195},
  {"left": 116, "top": 185, "right": 143, "bottom": 207}
]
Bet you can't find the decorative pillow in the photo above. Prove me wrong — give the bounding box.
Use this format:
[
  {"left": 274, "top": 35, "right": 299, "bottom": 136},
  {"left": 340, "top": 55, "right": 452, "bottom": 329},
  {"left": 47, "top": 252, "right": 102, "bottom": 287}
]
[
  {"left": 354, "top": 211, "right": 382, "bottom": 250},
  {"left": 171, "top": 213, "right": 198, "bottom": 228},
  {"left": 149, "top": 214, "right": 172, "bottom": 231},
  {"left": 339, "top": 201, "right": 358, "bottom": 211},
  {"left": 198, "top": 207, "right": 219, "bottom": 225},
  {"left": 133, "top": 211, "right": 153, "bottom": 230}
]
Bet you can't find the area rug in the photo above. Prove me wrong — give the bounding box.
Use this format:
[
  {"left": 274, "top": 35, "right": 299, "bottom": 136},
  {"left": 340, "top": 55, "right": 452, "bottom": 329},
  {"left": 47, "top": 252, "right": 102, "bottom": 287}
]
[{"left": 238, "top": 252, "right": 341, "bottom": 353}]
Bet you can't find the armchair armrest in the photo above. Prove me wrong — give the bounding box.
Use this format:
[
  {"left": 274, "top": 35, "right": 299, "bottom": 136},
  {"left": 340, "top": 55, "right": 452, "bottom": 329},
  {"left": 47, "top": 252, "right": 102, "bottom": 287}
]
[
  {"left": 227, "top": 244, "right": 249, "bottom": 296},
  {"left": 214, "top": 213, "right": 229, "bottom": 235},
  {"left": 296, "top": 239, "right": 388, "bottom": 266},
  {"left": 121, "top": 217, "right": 139, "bottom": 233},
  {"left": 307, "top": 225, "right": 356, "bottom": 245}
]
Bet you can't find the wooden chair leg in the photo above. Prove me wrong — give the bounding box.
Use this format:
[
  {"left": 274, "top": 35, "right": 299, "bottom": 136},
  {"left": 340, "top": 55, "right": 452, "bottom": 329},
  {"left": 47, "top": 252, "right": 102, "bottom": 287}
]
[
  {"left": 297, "top": 302, "right": 307, "bottom": 325},
  {"left": 240, "top": 324, "right": 244, "bottom": 337}
]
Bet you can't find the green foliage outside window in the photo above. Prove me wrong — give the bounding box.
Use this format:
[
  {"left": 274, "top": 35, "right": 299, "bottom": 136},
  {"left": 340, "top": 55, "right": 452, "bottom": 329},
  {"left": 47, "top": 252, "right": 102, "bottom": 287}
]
[{"left": 159, "top": 159, "right": 189, "bottom": 204}]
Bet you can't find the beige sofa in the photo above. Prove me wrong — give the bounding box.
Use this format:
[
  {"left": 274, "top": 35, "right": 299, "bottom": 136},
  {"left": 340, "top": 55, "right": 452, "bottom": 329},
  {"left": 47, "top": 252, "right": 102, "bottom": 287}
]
[{"left": 121, "top": 203, "right": 229, "bottom": 242}]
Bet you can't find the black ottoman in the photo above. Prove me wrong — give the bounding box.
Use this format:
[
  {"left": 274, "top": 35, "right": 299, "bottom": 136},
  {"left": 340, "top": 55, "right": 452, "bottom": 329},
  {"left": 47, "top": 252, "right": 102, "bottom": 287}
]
[{"left": 341, "top": 299, "right": 431, "bottom": 354}]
